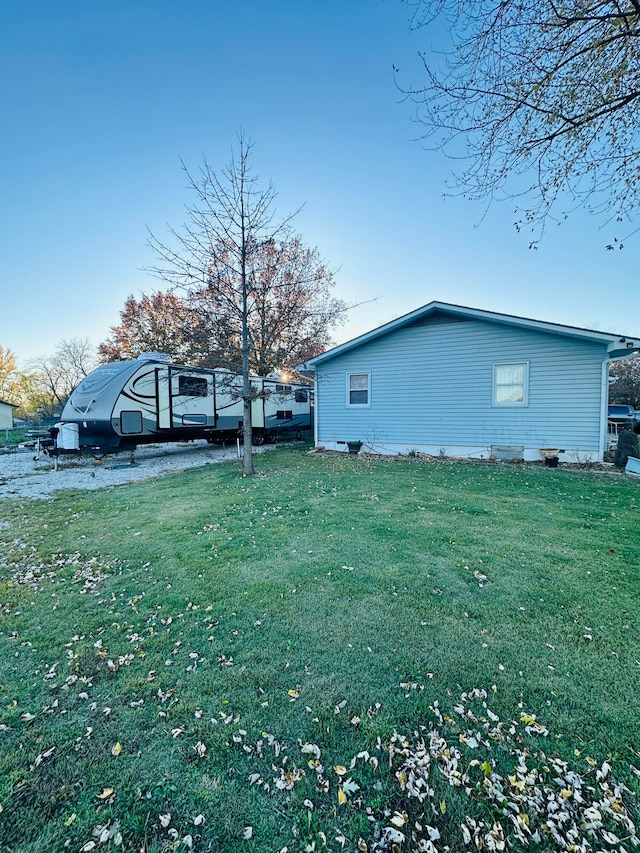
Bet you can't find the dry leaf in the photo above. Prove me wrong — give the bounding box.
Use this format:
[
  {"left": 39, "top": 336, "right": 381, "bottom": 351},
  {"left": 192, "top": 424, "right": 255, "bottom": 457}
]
[
  {"left": 111, "top": 742, "right": 122, "bottom": 756},
  {"left": 97, "top": 788, "right": 115, "bottom": 801},
  {"left": 342, "top": 778, "right": 360, "bottom": 795}
]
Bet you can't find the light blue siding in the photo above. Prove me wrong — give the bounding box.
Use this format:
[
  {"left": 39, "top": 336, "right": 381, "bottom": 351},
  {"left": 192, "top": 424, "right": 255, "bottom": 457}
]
[{"left": 316, "top": 316, "right": 608, "bottom": 454}]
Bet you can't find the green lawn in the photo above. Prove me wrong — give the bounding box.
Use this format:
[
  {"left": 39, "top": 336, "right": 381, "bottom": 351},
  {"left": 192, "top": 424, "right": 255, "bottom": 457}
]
[{"left": 1, "top": 448, "right": 639, "bottom": 852}]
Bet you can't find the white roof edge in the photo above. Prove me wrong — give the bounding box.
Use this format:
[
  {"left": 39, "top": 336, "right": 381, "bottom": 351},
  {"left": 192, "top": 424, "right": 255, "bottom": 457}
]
[{"left": 303, "top": 301, "right": 640, "bottom": 367}]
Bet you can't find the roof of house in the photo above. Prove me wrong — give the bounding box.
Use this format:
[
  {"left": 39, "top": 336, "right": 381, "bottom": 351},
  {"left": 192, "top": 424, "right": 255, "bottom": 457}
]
[
  {"left": 0, "top": 399, "right": 18, "bottom": 408},
  {"left": 303, "top": 301, "right": 640, "bottom": 367}
]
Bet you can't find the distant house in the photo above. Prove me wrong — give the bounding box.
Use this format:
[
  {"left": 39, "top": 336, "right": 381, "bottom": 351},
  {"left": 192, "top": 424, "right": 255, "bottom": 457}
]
[
  {"left": 0, "top": 399, "right": 17, "bottom": 430},
  {"left": 303, "top": 302, "right": 640, "bottom": 462}
]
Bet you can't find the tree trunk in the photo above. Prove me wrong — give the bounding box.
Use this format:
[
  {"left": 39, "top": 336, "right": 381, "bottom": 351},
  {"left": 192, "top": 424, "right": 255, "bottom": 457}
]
[{"left": 240, "top": 212, "right": 255, "bottom": 477}]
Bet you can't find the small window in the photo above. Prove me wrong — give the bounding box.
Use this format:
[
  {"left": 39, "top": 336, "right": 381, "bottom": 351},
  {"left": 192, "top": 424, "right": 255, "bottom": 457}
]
[
  {"left": 347, "top": 372, "right": 370, "bottom": 407},
  {"left": 294, "top": 389, "right": 308, "bottom": 403},
  {"left": 493, "top": 362, "right": 529, "bottom": 406},
  {"left": 121, "top": 410, "right": 143, "bottom": 434},
  {"left": 276, "top": 410, "right": 293, "bottom": 420},
  {"left": 178, "top": 374, "right": 208, "bottom": 397},
  {"left": 275, "top": 383, "right": 292, "bottom": 393}
]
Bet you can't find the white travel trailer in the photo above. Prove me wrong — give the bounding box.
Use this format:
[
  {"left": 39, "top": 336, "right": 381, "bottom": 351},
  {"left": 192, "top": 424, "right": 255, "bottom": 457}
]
[{"left": 48, "top": 355, "right": 312, "bottom": 454}]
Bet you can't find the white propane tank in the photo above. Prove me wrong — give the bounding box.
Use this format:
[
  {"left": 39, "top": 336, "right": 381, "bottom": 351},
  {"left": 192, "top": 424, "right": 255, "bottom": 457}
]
[{"left": 56, "top": 422, "right": 80, "bottom": 450}]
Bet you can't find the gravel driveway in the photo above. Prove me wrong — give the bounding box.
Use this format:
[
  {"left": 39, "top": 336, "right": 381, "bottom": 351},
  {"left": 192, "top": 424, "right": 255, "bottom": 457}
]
[{"left": 0, "top": 441, "right": 264, "bottom": 500}]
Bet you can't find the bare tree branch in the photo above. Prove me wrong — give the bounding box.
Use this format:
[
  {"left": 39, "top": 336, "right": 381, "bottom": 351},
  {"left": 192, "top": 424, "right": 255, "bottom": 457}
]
[{"left": 400, "top": 0, "right": 640, "bottom": 245}]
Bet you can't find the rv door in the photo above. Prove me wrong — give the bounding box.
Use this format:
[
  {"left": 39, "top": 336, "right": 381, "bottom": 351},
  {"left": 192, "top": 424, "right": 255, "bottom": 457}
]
[{"left": 170, "top": 369, "right": 215, "bottom": 427}]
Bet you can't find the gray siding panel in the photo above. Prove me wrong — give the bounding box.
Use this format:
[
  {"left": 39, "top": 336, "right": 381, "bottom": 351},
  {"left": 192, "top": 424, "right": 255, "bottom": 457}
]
[{"left": 316, "top": 318, "right": 607, "bottom": 451}]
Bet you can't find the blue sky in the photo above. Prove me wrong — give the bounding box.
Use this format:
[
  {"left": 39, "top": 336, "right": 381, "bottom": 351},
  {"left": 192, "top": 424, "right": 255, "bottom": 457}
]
[{"left": 2, "top": 0, "right": 639, "bottom": 365}]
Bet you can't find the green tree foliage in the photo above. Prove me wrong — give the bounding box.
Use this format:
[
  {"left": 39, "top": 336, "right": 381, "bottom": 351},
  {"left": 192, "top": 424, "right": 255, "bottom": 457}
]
[
  {"left": 610, "top": 354, "right": 640, "bottom": 408},
  {"left": 402, "top": 0, "right": 640, "bottom": 245}
]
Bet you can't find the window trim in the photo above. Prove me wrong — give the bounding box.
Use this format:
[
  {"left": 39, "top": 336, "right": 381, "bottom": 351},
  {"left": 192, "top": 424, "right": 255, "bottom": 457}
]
[
  {"left": 492, "top": 361, "right": 529, "bottom": 407},
  {"left": 346, "top": 371, "right": 371, "bottom": 408}
]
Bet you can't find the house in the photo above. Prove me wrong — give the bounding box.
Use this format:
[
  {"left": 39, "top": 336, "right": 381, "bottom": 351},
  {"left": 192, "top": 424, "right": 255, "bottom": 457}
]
[
  {"left": 302, "top": 302, "right": 640, "bottom": 462},
  {"left": 0, "top": 399, "right": 17, "bottom": 431}
]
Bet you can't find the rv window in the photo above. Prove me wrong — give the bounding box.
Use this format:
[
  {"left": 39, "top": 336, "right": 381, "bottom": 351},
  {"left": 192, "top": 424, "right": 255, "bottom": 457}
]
[
  {"left": 275, "top": 383, "right": 292, "bottom": 393},
  {"left": 178, "top": 375, "right": 208, "bottom": 397},
  {"left": 276, "top": 410, "right": 293, "bottom": 420},
  {"left": 294, "top": 389, "right": 308, "bottom": 403},
  {"left": 121, "top": 410, "right": 143, "bottom": 434}
]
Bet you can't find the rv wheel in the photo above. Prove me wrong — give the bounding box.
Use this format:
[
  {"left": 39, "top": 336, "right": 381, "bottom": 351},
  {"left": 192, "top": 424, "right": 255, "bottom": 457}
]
[{"left": 252, "top": 432, "right": 265, "bottom": 446}]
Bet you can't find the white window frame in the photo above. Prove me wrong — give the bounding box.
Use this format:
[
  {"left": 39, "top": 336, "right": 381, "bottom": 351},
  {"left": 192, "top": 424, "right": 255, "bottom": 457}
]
[
  {"left": 346, "top": 371, "right": 371, "bottom": 408},
  {"left": 492, "top": 361, "right": 529, "bottom": 407}
]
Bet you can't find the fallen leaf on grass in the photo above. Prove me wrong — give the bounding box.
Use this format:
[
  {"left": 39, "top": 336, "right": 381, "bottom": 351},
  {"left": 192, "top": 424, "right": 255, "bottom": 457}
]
[
  {"left": 342, "top": 778, "right": 360, "bottom": 795},
  {"left": 111, "top": 742, "right": 122, "bottom": 756},
  {"left": 97, "top": 788, "right": 116, "bottom": 803},
  {"left": 243, "top": 826, "right": 253, "bottom": 839},
  {"left": 31, "top": 746, "right": 56, "bottom": 769}
]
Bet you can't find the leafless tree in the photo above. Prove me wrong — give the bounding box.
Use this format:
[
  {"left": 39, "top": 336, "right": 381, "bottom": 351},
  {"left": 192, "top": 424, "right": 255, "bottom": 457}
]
[
  {"left": 401, "top": 0, "right": 640, "bottom": 246},
  {"left": 147, "top": 135, "right": 345, "bottom": 477},
  {"left": 29, "top": 338, "right": 97, "bottom": 417}
]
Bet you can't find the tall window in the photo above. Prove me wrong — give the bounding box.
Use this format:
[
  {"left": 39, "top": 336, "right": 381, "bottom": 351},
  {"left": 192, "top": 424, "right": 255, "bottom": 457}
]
[
  {"left": 347, "top": 372, "right": 370, "bottom": 407},
  {"left": 493, "top": 362, "right": 529, "bottom": 406}
]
